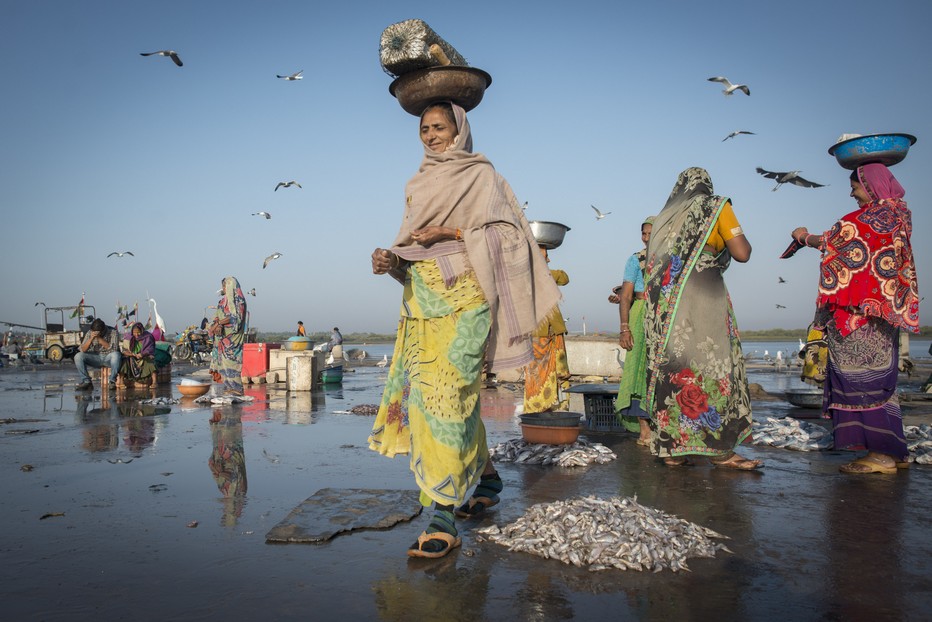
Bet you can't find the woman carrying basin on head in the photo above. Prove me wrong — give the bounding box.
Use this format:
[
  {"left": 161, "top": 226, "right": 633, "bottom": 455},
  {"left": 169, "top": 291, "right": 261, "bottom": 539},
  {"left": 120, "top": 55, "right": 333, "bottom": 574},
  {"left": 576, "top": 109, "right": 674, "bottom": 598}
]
[
  {"left": 369, "top": 101, "right": 560, "bottom": 558},
  {"left": 790, "top": 163, "right": 919, "bottom": 474},
  {"left": 643, "top": 167, "right": 761, "bottom": 469}
]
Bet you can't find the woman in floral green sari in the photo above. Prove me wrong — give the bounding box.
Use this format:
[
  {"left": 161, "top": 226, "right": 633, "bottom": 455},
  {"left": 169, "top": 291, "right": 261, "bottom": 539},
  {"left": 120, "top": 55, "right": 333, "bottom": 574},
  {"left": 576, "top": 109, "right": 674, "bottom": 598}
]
[{"left": 643, "top": 168, "right": 761, "bottom": 469}]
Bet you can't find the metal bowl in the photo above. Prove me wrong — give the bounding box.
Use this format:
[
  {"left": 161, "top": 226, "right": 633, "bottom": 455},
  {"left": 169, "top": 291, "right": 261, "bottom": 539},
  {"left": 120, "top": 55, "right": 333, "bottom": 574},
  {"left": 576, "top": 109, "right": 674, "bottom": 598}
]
[
  {"left": 389, "top": 66, "right": 492, "bottom": 116},
  {"left": 828, "top": 133, "right": 917, "bottom": 170},
  {"left": 785, "top": 389, "right": 823, "bottom": 409},
  {"left": 528, "top": 221, "right": 571, "bottom": 250}
]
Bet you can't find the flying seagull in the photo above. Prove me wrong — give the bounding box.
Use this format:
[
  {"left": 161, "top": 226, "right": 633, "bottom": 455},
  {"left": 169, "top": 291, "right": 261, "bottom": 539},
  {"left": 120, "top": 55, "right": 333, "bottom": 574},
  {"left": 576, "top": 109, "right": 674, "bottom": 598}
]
[
  {"left": 140, "top": 50, "right": 183, "bottom": 67},
  {"left": 274, "top": 181, "right": 302, "bottom": 191},
  {"left": 591, "top": 205, "right": 612, "bottom": 220},
  {"left": 252, "top": 211, "right": 271, "bottom": 219},
  {"left": 262, "top": 252, "right": 283, "bottom": 269},
  {"left": 247, "top": 288, "right": 256, "bottom": 296},
  {"left": 35, "top": 302, "right": 46, "bottom": 307},
  {"left": 276, "top": 70, "right": 303, "bottom": 81},
  {"left": 775, "top": 304, "right": 786, "bottom": 309},
  {"left": 107, "top": 251, "right": 134, "bottom": 257},
  {"left": 707, "top": 76, "right": 750, "bottom": 96},
  {"left": 722, "top": 130, "right": 755, "bottom": 142},
  {"left": 756, "top": 167, "right": 826, "bottom": 191},
  {"left": 522, "top": 201, "right": 528, "bottom": 210},
  {"left": 778, "top": 276, "right": 786, "bottom": 284}
]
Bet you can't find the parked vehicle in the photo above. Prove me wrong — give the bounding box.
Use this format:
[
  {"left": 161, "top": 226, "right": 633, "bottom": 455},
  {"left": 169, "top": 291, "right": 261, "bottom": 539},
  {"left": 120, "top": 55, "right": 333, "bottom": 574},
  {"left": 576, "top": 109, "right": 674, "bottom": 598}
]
[
  {"left": 43, "top": 305, "right": 97, "bottom": 362},
  {"left": 174, "top": 325, "right": 212, "bottom": 364}
]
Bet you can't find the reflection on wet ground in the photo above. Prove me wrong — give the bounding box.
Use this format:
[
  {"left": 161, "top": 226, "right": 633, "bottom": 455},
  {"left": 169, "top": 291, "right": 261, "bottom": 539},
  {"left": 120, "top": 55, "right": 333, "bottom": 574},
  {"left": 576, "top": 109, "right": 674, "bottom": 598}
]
[{"left": 2, "top": 361, "right": 932, "bottom": 620}]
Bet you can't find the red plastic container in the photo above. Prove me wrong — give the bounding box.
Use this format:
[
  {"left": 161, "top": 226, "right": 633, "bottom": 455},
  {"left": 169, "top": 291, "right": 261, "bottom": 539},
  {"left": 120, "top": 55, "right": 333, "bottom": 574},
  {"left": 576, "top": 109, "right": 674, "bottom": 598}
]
[{"left": 242, "top": 343, "right": 280, "bottom": 378}]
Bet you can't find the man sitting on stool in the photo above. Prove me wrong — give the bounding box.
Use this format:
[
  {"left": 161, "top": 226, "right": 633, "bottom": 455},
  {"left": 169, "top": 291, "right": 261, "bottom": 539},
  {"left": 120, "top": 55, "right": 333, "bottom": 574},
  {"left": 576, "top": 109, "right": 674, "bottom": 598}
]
[{"left": 75, "top": 318, "right": 121, "bottom": 392}]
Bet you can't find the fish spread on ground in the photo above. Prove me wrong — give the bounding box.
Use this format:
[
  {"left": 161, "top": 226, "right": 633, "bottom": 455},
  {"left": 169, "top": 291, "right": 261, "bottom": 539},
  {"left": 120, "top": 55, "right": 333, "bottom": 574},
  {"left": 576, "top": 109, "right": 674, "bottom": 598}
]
[
  {"left": 490, "top": 438, "right": 617, "bottom": 467},
  {"left": 140, "top": 397, "right": 179, "bottom": 405},
  {"left": 752, "top": 417, "right": 932, "bottom": 464},
  {"left": 477, "top": 495, "right": 731, "bottom": 572},
  {"left": 751, "top": 416, "right": 833, "bottom": 451}
]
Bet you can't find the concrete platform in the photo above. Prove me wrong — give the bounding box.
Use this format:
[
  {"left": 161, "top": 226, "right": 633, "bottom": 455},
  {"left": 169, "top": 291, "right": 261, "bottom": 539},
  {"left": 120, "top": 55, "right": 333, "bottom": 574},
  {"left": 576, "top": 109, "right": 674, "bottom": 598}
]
[{"left": 1, "top": 361, "right": 931, "bottom": 620}]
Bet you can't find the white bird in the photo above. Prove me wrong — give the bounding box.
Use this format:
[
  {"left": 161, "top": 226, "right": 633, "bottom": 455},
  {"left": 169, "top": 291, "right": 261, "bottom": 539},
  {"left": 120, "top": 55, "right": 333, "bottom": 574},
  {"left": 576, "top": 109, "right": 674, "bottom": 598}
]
[
  {"left": 522, "top": 201, "right": 528, "bottom": 210},
  {"left": 798, "top": 339, "right": 806, "bottom": 353},
  {"left": 274, "top": 181, "right": 302, "bottom": 191},
  {"left": 756, "top": 167, "right": 826, "bottom": 191},
  {"left": 707, "top": 76, "right": 750, "bottom": 96},
  {"left": 376, "top": 354, "right": 388, "bottom": 368},
  {"left": 591, "top": 205, "right": 612, "bottom": 220},
  {"left": 774, "top": 350, "right": 786, "bottom": 372},
  {"left": 252, "top": 211, "right": 271, "bottom": 219},
  {"left": 247, "top": 288, "right": 256, "bottom": 297},
  {"left": 262, "top": 252, "right": 283, "bottom": 269},
  {"left": 612, "top": 347, "right": 625, "bottom": 369},
  {"left": 326, "top": 353, "right": 335, "bottom": 365},
  {"left": 107, "top": 251, "right": 134, "bottom": 257},
  {"left": 722, "top": 130, "right": 755, "bottom": 142},
  {"left": 276, "top": 70, "right": 303, "bottom": 80},
  {"left": 140, "top": 50, "right": 183, "bottom": 67},
  {"left": 147, "top": 298, "right": 166, "bottom": 334}
]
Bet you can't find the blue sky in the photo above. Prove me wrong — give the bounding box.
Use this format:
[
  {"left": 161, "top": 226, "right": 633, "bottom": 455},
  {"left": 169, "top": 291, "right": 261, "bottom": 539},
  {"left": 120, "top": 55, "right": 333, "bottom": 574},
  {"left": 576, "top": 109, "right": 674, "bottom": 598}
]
[{"left": 2, "top": 0, "right": 930, "bottom": 335}]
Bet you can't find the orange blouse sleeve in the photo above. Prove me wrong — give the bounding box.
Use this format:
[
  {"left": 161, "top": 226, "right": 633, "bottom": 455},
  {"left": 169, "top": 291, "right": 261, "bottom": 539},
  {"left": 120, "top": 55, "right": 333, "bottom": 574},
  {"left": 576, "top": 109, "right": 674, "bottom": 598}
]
[{"left": 706, "top": 201, "right": 743, "bottom": 252}]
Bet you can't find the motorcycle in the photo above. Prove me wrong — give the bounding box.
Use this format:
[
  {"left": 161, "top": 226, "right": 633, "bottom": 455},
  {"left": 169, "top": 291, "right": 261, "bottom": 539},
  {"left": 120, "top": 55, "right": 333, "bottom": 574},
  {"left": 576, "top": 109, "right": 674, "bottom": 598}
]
[{"left": 174, "top": 325, "right": 212, "bottom": 364}]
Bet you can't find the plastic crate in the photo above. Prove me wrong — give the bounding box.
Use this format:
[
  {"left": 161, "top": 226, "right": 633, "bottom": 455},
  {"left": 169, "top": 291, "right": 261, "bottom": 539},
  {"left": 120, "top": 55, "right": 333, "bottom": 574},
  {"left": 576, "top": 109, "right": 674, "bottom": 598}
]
[{"left": 583, "top": 393, "right": 627, "bottom": 432}]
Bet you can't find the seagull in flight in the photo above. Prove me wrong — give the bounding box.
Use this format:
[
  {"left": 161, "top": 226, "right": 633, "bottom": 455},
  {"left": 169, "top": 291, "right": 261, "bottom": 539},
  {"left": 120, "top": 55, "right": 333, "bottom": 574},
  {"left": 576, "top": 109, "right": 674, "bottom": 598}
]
[
  {"left": 707, "top": 76, "right": 750, "bottom": 96},
  {"left": 275, "top": 181, "right": 302, "bottom": 191},
  {"left": 247, "top": 288, "right": 256, "bottom": 297},
  {"left": 252, "top": 211, "right": 272, "bottom": 219},
  {"left": 140, "top": 50, "right": 183, "bottom": 67},
  {"left": 262, "top": 252, "right": 283, "bottom": 269},
  {"left": 591, "top": 205, "right": 612, "bottom": 220},
  {"left": 778, "top": 276, "right": 786, "bottom": 284},
  {"left": 276, "top": 70, "right": 303, "bottom": 81},
  {"left": 107, "top": 251, "right": 134, "bottom": 258},
  {"left": 722, "top": 130, "right": 755, "bottom": 142},
  {"left": 756, "top": 167, "right": 827, "bottom": 191},
  {"left": 775, "top": 304, "right": 787, "bottom": 309},
  {"left": 35, "top": 302, "right": 46, "bottom": 307}
]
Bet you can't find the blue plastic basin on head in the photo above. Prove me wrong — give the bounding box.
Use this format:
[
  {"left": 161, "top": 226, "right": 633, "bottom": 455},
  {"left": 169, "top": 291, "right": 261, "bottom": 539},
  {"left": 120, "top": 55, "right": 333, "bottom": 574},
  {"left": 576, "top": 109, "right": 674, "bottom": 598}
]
[{"left": 828, "top": 133, "right": 916, "bottom": 170}]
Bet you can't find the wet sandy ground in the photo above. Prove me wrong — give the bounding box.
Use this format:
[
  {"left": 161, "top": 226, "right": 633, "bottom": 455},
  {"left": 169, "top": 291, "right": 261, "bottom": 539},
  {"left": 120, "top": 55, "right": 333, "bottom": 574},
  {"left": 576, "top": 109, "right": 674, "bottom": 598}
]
[{"left": 2, "top": 361, "right": 932, "bottom": 621}]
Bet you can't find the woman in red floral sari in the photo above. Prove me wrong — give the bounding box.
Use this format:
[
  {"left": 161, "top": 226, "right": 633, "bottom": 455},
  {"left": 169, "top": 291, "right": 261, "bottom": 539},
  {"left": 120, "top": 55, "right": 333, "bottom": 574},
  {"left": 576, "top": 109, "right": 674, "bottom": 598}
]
[
  {"left": 643, "top": 168, "right": 761, "bottom": 469},
  {"left": 791, "top": 163, "right": 919, "bottom": 474}
]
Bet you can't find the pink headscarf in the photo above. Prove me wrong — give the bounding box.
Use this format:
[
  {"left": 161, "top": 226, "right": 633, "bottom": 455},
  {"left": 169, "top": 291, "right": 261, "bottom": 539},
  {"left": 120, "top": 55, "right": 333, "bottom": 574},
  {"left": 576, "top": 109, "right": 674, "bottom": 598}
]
[{"left": 856, "top": 163, "right": 905, "bottom": 202}]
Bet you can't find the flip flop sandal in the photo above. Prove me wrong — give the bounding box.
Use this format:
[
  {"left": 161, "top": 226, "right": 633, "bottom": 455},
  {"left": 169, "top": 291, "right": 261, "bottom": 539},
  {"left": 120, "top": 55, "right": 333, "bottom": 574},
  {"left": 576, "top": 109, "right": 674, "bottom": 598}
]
[
  {"left": 407, "top": 530, "right": 462, "bottom": 559},
  {"left": 454, "top": 495, "right": 499, "bottom": 518},
  {"left": 839, "top": 457, "right": 897, "bottom": 475},
  {"left": 711, "top": 454, "right": 763, "bottom": 470}
]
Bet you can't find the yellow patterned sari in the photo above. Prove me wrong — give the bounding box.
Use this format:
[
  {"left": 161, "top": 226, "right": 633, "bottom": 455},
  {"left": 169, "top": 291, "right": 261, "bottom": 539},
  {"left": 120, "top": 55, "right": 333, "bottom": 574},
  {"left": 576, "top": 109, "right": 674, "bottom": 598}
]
[{"left": 368, "top": 259, "right": 491, "bottom": 507}]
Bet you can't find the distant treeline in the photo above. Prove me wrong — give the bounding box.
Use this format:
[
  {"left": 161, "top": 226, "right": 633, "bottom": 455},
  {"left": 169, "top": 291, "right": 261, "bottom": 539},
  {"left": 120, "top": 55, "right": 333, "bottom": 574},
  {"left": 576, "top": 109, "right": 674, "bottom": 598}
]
[
  {"left": 252, "top": 327, "right": 932, "bottom": 344},
  {"left": 255, "top": 331, "right": 395, "bottom": 344}
]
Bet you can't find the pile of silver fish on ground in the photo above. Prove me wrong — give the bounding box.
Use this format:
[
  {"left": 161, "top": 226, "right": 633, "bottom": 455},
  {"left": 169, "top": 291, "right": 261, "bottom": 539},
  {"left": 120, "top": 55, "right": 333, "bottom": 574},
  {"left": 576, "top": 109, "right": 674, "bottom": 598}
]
[
  {"left": 905, "top": 424, "right": 932, "bottom": 464},
  {"left": 140, "top": 397, "right": 179, "bottom": 405},
  {"left": 194, "top": 394, "right": 255, "bottom": 405},
  {"left": 751, "top": 416, "right": 833, "bottom": 451},
  {"left": 490, "top": 438, "right": 616, "bottom": 467},
  {"left": 477, "top": 495, "right": 731, "bottom": 572}
]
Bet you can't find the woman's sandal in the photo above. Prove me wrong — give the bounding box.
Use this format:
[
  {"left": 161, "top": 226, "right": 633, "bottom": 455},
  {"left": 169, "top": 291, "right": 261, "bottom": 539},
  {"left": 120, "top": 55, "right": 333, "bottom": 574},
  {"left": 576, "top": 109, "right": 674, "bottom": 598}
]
[
  {"left": 454, "top": 495, "right": 499, "bottom": 518},
  {"left": 407, "top": 530, "right": 461, "bottom": 559},
  {"left": 711, "top": 453, "right": 763, "bottom": 470},
  {"left": 663, "top": 457, "right": 690, "bottom": 467},
  {"left": 839, "top": 456, "right": 897, "bottom": 475}
]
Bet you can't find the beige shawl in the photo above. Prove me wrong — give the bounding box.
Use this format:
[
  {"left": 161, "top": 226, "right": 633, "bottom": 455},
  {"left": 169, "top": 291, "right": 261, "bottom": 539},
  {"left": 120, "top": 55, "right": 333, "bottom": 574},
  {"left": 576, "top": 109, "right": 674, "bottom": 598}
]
[{"left": 389, "top": 103, "right": 560, "bottom": 372}]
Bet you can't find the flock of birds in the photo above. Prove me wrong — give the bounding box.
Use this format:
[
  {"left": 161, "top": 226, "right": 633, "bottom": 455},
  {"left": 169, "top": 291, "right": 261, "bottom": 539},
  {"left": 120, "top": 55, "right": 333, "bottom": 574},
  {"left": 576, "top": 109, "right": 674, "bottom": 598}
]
[
  {"left": 588, "top": 76, "right": 828, "bottom": 223},
  {"left": 139, "top": 48, "right": 301, "bottom": 272}
]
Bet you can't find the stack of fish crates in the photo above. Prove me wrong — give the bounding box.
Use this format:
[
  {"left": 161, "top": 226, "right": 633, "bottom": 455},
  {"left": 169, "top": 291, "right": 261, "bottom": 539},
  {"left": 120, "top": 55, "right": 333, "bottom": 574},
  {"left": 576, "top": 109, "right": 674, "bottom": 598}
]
[{"left": 583, "top": 392, "right": 627, "bottom": 432}]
